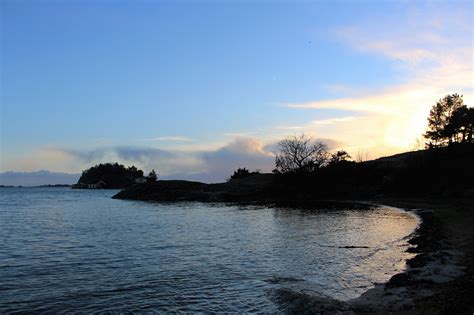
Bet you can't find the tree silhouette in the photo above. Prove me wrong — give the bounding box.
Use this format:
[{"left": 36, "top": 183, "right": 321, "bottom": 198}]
[
  {"left": 447, "top": 105, "right": 474, "bottom": 143},
  {"left": 424, "top": 94, "right": 467, "bottom": 147},
  {"left": 328, "top": 150, "right": 352, "bottom": 166},
  {"left": 146, "top": 169, "right": 158, "bottom": 182},
  {"left": 274, "top": 134, "right": 328, "bottom": 174},
  {"left": 230, "top": 168, "right": 251, "bottom": 180},
  {"left": 467, "top": 108, "right": 474, "bottom": 143}
]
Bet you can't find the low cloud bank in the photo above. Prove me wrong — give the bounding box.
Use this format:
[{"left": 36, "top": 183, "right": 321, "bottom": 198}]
[
  {"left": 2, "top": 137, "right": 279, "bottom": 184},
  {"left": 2, "top": 136, "right": 347, "bottom": 185},
  {"left": 197, "top": 138, "right": 274, "bottom": 182}
]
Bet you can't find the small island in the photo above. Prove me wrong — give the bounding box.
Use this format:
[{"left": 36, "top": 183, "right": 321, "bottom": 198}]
[{"left": 72, "top": 163, "right": 147, "bottom": 189}]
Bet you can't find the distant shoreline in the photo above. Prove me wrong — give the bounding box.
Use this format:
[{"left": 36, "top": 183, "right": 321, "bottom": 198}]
[{"left": 0, "top": 184, "right": 72, "bottom": 188}]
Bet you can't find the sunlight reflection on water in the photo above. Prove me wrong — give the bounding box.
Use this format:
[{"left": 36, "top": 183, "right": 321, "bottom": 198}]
[{"left": 0, "top": 187, "right": 418, "bottom": 313}]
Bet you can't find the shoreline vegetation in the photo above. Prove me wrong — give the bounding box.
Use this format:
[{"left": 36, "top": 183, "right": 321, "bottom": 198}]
[
  {"left": 112, "top": 144, "right": 474, "bottom": 314},
  {"left": 113, "top": 144, "right": 474, "bottom": 203}
]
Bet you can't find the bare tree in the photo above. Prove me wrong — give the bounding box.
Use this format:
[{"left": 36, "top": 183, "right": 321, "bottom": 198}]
[
  {"left": 410, "top": 136, "right": 425, "bottom": 151},
  {"left": 355, "top": 148, "right": 369, "bottom": 163},
  {"left": 274, "top": 134, "right": 328, "bottom": 174}
]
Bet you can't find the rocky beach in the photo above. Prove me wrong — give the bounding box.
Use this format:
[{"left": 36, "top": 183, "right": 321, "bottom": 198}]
[{"left": 273, "top": 200, "right": 474, "bottom": 314}]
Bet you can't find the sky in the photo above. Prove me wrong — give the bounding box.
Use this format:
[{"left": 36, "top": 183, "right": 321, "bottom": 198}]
[{"left": 1, "top": 0, "right": 473, "bottom": 184}]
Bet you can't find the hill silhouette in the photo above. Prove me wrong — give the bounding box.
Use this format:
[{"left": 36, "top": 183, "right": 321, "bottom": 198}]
[{"left": 113, "top": 144, "right": 474, "bottom": 202}]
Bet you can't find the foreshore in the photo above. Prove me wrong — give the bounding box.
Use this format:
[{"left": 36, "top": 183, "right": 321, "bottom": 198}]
[
  {"left": 274, "top": 198, "right": 474, "bottom": 314},
  {"left": 115, "top": 181, "right": 473, "bottom": 313},
  {"left": 360, "top": 198, "right": 474, "bottom": 314}
]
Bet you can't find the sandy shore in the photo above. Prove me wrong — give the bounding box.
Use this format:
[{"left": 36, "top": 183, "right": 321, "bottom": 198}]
[{"left": 274, "top": 198, "right": 474, "bottom": 314}]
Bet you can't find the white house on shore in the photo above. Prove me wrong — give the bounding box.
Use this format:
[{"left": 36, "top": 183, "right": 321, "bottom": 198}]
[
  {"left": 72, "top": 181, "right": 107, "bottom": 189},
  {"left": 135, "top": 177, "right": 147, "bottom": 184}
]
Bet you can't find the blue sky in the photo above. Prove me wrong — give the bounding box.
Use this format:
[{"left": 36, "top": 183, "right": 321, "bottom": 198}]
[{"left": 1, "top": 0, "right": 473, "bottom": 184}]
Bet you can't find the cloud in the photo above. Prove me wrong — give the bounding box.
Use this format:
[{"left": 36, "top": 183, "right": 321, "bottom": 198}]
[
  {"left": 286, "top": 4, "right": 473, "bottom": 156},
  {"left": 141, "top": 136, "right": 193, "bottom": 142},
  {"left": 198, "top": 137, "right": 274, "bottom": 181},
  {"left": 2, "top": 137, "right": 281, "bottom": 184},
  {"left": 0, "top": 133, "right": 348, "bottom": 185},
  {"left": 311, "top": 117, "right": 357, "bottom": 126},
  {"left": 223, "top": 132, "right": 256, "bottom": 138},
  {"left": 60, "top": 147, "right": 110, "bottom": 162},
  {"left": 114, "top": 146, "right": 174, "bottom": 161},
  {"left": 56, "top": 146, "right": 205, "bottom": 179},
  {"left": 4, "top": 3, "right": 471, "bottom": 182}
]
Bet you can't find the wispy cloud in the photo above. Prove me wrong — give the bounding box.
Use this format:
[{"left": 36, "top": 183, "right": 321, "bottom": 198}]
[
  {"left": 141, "top": 136, "right": 193, "bottom": 142},
  {"left": 275, "top": 117, "right": 356, "bottom": 131},
  {"left": 274, "top": 125, "right": 305, "bottom": 131},
  {"left": 286, "top": 4, "right": 473, "bottom": 155},
  {"left": 223, "top": 132, "right": 256, "bottom": 138},
  {"left": 311, "top": 117, "right": 356, "bottom": 125},
  {"left": 3, "top": 3, "right": 472, "bottom": 180}
]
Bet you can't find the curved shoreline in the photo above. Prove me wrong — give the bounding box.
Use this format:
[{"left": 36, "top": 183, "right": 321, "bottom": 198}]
[
  {"left": 266, "top": 202, "right": 424, "bottom": 313},
  {"left": 349, "top": 208, "right": 451, "bottom": 312},
  {"left": 114, "top": 185, "right": 473, "bottom": 313},
  {"left": 247, "top": 200, "right": 470, "bottom": 314},
  {"left": 276, "top": 200, "right": 472, "bottom": 314},
  {"left": 358, "top": 199, "right": 473, "bottom": 314}
]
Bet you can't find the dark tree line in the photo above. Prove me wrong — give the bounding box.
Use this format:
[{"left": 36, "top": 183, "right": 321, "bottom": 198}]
[
  {"left": 228, "top": 167, "right": 261, "bottom": 181},
  {"left": 227, "top": 94, "right": 473, "bottom": 200},
  {"left": 268, "top": 126, "right": 473, "bottom": 200},
  {"left": 77, "top": 163, "right": 144, "bottom": 188},
  {"left": 424, "top": 94, "right": 474, "bottom": 147}
]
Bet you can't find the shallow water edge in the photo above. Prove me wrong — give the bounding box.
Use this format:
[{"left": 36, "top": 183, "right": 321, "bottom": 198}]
[{"left": 0, "top": 188, "right": 426, "bottom": 313}]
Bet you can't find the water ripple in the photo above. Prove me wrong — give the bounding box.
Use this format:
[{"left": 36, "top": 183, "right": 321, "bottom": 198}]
[{"left": 0, "top": 187, "right": 418, "bottom": 312}]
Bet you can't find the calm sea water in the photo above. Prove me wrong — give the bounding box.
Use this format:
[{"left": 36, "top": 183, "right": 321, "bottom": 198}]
[{"left": 0, "top": 187, "right": 418, "bottom": 313}]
